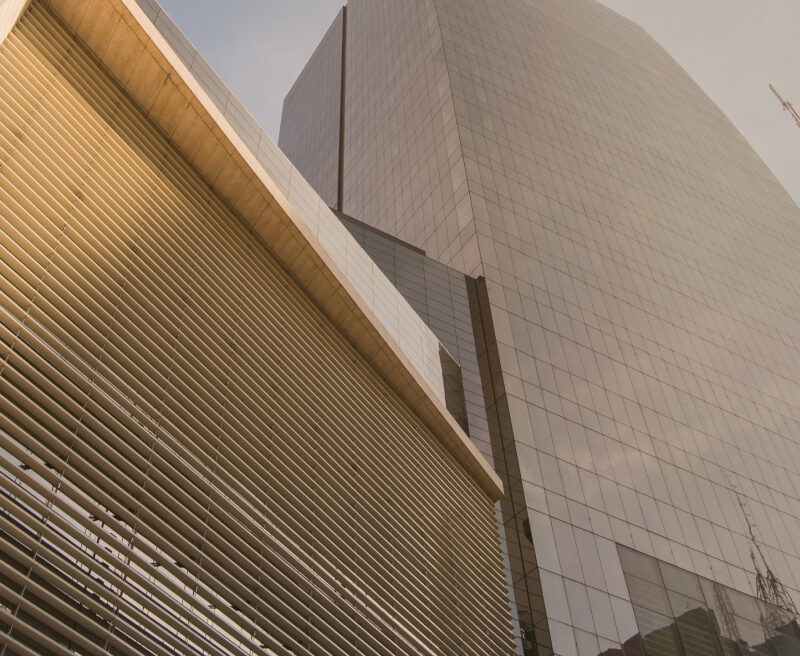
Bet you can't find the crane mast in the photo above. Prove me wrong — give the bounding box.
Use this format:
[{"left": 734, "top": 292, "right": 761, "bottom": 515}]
[{"left": 734, "top": 493, "right": 799, "bottom": 639}]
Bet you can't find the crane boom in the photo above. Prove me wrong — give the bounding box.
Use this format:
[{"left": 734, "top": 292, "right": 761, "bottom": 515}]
[{"left": 770, "top": 84, "right": 800, "bottom": 128}]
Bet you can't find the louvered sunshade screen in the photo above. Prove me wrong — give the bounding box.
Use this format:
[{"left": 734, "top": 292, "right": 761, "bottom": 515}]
[{"left": 0, "top": 4, "right": 512, "bottom": 655}]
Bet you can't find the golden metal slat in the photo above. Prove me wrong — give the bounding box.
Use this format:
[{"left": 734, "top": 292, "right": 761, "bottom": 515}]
[{"left": 0, "top": 3, "right": 513, "bottom": 654}]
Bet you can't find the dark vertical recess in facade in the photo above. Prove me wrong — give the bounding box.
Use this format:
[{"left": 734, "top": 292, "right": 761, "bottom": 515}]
[
  {"left": 438, "top": 343, "right": 469, "bottom": 435},
  {"left": 469, "top": 276, "right": 551, "bottom": 656},
  {"left": 337, "top": 5, "right": 347, "bottom": 212}
]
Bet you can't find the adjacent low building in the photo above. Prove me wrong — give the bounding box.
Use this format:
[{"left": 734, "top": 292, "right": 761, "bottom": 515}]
[{"left": 0, "top": 1, "right": 513, "bottom": 654}]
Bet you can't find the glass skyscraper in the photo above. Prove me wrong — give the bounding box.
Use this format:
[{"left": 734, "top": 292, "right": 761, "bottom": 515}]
[{"left": 280, "top": 1, "right": 800, "bottom": 655}]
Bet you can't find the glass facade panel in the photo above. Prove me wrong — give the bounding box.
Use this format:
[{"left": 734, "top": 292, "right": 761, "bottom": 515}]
[
  {"left": 640, "top": 620, "right": 683, "bottom": 656},
  {"left": 620, "top": 546, "right": 664, "bottom": 585},
  {"left": 772, "top": 621, "right": 800, "bottom": 656},
  {"left": 672, "top": 602, "right": 723, "bottom": 656},
  {"left": 628, "top": 577, "right": 673, "bottom": 617},
  {"left": 660, "top": 562, "right": 705, "bottom": 602},
  {"left": 620, "top": 546, "right": 799, "bottom": 656}
]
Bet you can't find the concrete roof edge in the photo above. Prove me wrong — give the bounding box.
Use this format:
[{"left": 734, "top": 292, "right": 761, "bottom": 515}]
[{"left": 0, "top": 0, "right": 30, "bottom": 42}]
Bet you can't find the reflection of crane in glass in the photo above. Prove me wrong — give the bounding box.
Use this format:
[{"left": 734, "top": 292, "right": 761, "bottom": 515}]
[
  {"left": 734, "top": 492, "right": 799, "bottom": 639},
  {"left": 752, "top": 545, "right": 799, "bottom": 638},
  {"left": 770, "top": 84, "right": 800, "bottom": 129},
  {"left": 713, "top": 581, "right": 741, "bottom": 645}
]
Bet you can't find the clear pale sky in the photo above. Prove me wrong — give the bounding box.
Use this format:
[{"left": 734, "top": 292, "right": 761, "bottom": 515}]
[{"left": 157, "top": 0, "right": 800, "bottom": 205}]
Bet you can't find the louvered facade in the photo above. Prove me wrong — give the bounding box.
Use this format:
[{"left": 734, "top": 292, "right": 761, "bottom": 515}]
[{"left": 0, "top": 1, "right": 513, "bottom": 654}]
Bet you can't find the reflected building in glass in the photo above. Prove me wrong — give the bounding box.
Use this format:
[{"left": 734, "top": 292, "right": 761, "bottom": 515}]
[{"left": 279, "top": 0, "right": 800, "bottom": 655}]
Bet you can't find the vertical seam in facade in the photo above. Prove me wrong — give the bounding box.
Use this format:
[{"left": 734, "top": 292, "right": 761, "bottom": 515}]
[
  {"left": 337, "top": 4, "right": 347, "bottom": 212},
  {"left": 470, "top": 276, "right": 537, "bottom": 656}
]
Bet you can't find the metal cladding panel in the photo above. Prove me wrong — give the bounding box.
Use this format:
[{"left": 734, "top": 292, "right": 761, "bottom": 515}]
[
  {"left": 0, "top": 5, "right": 513, "bottom": 655},
  {"left": 338, "top": 214, "right": 522, "bottom": 648}
]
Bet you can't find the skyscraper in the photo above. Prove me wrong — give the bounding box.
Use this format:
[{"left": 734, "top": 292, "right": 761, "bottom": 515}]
[
  {"left": 280, "top": 1, "right": 800, "bottom": 655},
  {"left": 0, "top": 0, "right": 513, "bottom": 654}
]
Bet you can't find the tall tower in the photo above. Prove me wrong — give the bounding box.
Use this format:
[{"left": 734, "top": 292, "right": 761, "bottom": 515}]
[{"left": 281, "top": 1, "right": 800, "bottom": 654}]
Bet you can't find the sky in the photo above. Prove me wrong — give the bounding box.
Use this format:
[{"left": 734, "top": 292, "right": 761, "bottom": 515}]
[{"left": 157, "top": 0, "right": 800, "bottom": 205}]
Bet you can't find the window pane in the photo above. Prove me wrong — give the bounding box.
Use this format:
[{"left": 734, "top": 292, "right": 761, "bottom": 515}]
[
  {"left": 660, "top": 562, "right": 703, "bottom": 602},
  {"left": 771, "top": 618, "right": 800, "bottom": 656},
  {"left": 627, "top": 575, "right": 673, "bottom": 616},
  {"left": 670, "top": 598, "right": 723, "bottom": 656},
  {"left": 619, "top": 546, "right": 662, "bottom": 584}
]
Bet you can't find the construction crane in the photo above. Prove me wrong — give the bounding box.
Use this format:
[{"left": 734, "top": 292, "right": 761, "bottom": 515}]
[{"left": 770, "top": 84, "right": 800, "bottom": 129}]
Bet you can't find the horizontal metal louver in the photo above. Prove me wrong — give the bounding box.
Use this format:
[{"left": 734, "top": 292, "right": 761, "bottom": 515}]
[{"left": 0, "top": 3, "right": 512, "bottom": 655}]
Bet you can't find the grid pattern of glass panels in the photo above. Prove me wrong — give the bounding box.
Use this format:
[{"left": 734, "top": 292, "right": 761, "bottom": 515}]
[
  {"left": 339, "top": 214, "right": 493, "bottom": 459},
  {"left": 341, "top": 0, "right": 480, "bottom": 274},
  {"left": 279, "top": 0, "right": 800, "bottom": 654},
  {"left": 429, "top": 1, "right": 800, "bottom": 651}
]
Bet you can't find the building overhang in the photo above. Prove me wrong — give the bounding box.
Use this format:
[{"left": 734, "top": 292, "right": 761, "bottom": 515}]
[{"left": 5, "top": 0, "right": 503, "bottom": 501}]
